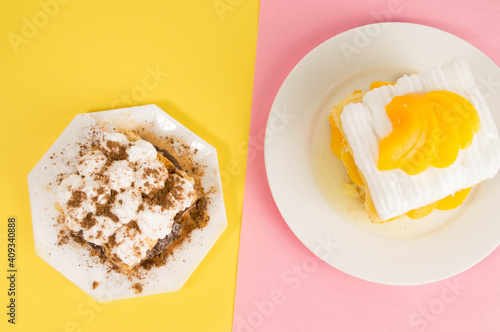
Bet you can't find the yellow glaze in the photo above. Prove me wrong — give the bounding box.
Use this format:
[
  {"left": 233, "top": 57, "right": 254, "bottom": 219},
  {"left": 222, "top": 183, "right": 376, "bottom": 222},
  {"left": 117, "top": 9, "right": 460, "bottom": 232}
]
[
  {"left": 341, "top": 149, "right": 364, "bottom": 186},
  {"left": 370, "top": 81, "right": 396, "bottom": 90},
  {"left": 329, "top": 116, "right": 363, "bottom": 186},
  {"left": 436, "top": 187, "right": 472, "bottom": 210},
  {"left": 407, "top": 201, "right": 439, "bottom": 219},
  {"left": 328, "top": 116, "right": 344, "bottom": 159},
  {"left": 408, "top": 187, "right": 472, "bottom": 217},
  {"left": 378, "top": 91, "right": 480, "bottom": 175}
]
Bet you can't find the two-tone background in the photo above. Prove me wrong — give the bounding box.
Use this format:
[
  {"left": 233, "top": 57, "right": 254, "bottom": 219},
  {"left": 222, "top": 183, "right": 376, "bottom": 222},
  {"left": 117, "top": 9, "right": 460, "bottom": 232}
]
[{"left": 2, "top": 1, "right": 500, "bottom": 331}]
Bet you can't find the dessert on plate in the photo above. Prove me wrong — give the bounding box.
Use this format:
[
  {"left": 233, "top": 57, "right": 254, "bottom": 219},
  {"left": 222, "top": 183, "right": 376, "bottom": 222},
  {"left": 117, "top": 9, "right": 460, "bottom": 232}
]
[
  {"left": 329, "top": 58, "right": 500, "bottom": 222},
  {"left": 28, "top": 104, "right": 227, "bottom": 300},
  {"left": 55, "top": 130, "right": 209, "bottom": 274}
]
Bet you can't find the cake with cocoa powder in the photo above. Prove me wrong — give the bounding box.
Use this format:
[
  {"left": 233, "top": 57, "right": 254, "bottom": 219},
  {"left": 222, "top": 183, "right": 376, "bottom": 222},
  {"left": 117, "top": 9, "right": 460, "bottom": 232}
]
[{"left": 55, "top": 130, "right": 209, "bottom": 274}]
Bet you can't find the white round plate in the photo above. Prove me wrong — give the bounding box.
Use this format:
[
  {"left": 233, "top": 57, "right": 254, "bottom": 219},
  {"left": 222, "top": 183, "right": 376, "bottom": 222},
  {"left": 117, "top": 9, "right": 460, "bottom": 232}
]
[{"left": 265, "top": 22, "right": 500, "bottom": 285}]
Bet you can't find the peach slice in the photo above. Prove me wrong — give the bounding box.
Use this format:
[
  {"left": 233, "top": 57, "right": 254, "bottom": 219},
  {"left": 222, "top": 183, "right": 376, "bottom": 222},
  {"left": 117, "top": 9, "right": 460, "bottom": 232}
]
[
  {"left": 399, "top": 97, "right": 439, "bottom": 175},
  {"left": 407, "top": 201, "right": 438, "bottom": 219},
  {"left": 341, "top": 150, "right": 364, "bottom": 186},
  {"left": 436, "top": 187, "right": 471, "bottom": 210},
  {"left": 379, "top": 91, "right": 479, "bottom": 175},
  {"left": 329, "top": 116, "right": 344, "bottom": 159},
  {"left": 329, "top": 116, "right": 363, "bottom": 186},
  {"left": 370, "top": 81, "right": 396, "bottom": 90},
  {"left": 429, "top": 100, "right": 460, "bottom": 168},
  {"left": 425, "top": 91, "right": 479, "bottom": 149},
  {"left": 378, "top": 97, "right": 425, "bottom": 170},
  {"left": 379, "top": 94, "right": 438, "bottom": 174}
]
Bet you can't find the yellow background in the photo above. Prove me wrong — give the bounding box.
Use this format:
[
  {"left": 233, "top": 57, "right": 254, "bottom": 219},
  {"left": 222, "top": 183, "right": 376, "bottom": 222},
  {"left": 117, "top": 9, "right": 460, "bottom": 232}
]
[{"left": 0, "top": 1, "right": 258, "bottom": 331}]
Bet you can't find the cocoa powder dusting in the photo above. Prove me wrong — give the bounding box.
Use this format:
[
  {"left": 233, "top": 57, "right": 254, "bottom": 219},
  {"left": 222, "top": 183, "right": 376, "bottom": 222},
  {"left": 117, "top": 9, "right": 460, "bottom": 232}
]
[
  {"left": 67, "top": 190, "right": 87, "bottom": 208},
  {"left": 105, "top": 141, "right": 129, "bottom": 161},
  {"left": 95, "top": 190, "right": 119, "bottom": 223},
  {"left": 143, "top": 175, "right": 189, "bottom": 211},
  {"left": 128, "top": 220, "right": 140, "bottom": 232},
  {"left": 108, "top": 234, "right": 116, "bottom": 248},
  {"left": 81, "top": 213, "right": 97, "bottom": 229},
  {"left": 143, "top": 168, "right": 159, "bottom": 177},
  {"left": 57, "top": 230, "right": 70, "bottom": 246},
  {"left": 132, "top": 283, "right": 143, "bottom": 294}
]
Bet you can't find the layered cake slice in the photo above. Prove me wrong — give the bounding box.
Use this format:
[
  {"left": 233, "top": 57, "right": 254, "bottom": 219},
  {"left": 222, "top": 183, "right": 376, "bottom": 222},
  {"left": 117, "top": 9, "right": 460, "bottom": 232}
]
[
  {"left": 329, "top": 58, "right": 500, "bottom": 222},
  {"left": 55, "top": 130, "right": 208, "bottom": 273}
]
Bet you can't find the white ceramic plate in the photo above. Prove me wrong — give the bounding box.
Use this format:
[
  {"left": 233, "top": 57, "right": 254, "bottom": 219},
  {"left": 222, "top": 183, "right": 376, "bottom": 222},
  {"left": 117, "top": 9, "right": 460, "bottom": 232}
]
[
  {"left": 265, "top": 23, "right": 500, "bottom": 285},
  {"left": 28, "top": 105, "right": 227, "bottom": 301}
]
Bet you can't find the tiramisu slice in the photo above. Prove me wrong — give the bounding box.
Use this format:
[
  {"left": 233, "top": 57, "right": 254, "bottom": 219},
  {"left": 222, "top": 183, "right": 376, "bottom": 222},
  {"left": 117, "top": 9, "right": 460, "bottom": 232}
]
[{"left": 56, "top": 130, "right": 205, "bottom": 273}]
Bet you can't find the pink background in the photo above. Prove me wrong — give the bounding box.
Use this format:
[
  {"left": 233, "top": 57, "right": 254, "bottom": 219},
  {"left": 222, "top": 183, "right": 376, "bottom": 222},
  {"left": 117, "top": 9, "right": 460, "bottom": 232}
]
[{"left": 233, "top": 0, "right": 500, "bottom": 331}]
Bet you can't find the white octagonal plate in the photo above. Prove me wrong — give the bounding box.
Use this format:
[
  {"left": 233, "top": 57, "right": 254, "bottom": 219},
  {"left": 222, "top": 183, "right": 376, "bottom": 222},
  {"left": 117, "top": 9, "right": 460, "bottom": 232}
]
[{"left": 28, "top": 104, "right": 227, "bottom": 301}]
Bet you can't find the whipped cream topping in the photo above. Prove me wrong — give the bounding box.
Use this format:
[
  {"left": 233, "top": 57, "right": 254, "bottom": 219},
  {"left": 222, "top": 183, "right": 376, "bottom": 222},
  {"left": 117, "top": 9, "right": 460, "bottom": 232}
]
[
  {"left": 111, "top": 223, "right": 150, "bottom": 267},
  {"left": 105, "top": 160, "right": 135, "bottom": 192},
  {"left": 77, "top": 150, "right": 107, "bottom": 178},
  {"left": 137, "top": 205, "right": 175, "bottom": 240},
  {"left": 83, "top": 215, "right": 118, "bottom": 246},
  {"left": 127, "top": 140, "right": 158, "bottom": 163},
  {"left": 56, "top": 132, "right": 196, "bottom": 268},
  {"left": 162, "top": 175, "right": 196, "bottom": 213},
  {"left": 100, "top": 132, "right": 129, "bottom": 152},
  {"left": 135, "top": 161, "right": 169, "bottom": 194},
  {"left": 111, "top": 189, "right": 142, "bottom": 224}
]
